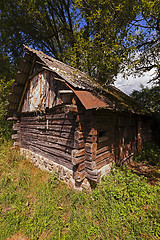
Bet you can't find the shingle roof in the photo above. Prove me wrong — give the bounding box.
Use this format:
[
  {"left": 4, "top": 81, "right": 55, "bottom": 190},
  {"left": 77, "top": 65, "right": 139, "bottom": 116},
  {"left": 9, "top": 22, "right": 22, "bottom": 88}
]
[{"left": 8, "top": 45, "right": 150, "bottom": 115}]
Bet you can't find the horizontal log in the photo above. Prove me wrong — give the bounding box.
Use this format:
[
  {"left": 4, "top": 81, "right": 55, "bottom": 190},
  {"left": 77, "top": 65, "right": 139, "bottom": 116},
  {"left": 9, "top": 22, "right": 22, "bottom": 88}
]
[
  {"left": 86, "top": 169, "right": 99, "bottom": 182},
  {"left": 97, "top": 146, "right": 113, "bottom": 155},
  {"left": 74, "top": 140, "right": 85, "bottom": 149},
  {"left": 98, "top": 136, "right": 111, "bottom": 143},
  {"left": 73, "top": 170, "right": 85, "bottom": 182},
  {"left": 72, "top": 156, "right": 85, "bottom": 165},
  {"left": 77, "top": 162, "right": 85, "bottom": 172},
  {"left": 46, "top": 113, "right": 74, "bottom": 120},
  {"left": 86, "top": 168, "right": 98, "bottom": 176},
  {"left": 64, "top": 105, "right": 78, "bottom": 114},
  {"left": 72, "top": 149, "right": 85, "bottom": 158},
  {"left": 21, "top": 113, "right": 73, "bottom": 121},
  {"left": 21, "top": 134, "right": 75, "bottom": 150},
  {"left": 86, "top": 174, "right": 98, "bottom": 182},
  {"left": 96, "top": 158, "right": 113, "bottom": 170},
  {"left": 35, "top": 142, "right": 72, "bottom": 161},
  {"left": 85, "top": 152, "right": 96, "bottom": 161},
  {"left": 74, "top": 131, "right": 84, "bottom": 141},
  {"left": 14, "top": 142, "right": 20, "bottom": 147},
  {"left": 95, "top": 151, "right": 113, "bottom": 163},
  {"left": 88, "top": 128, "right": 97, "bottom": 136},
  {"left": 20, "top": 119, "right": 75, "bottom": 126},
  {"left": 85, "top": 143, "right": 97, "bottom": 154},
  {"left": 13, "top": 123, "right": 20, "bottom": 131},
  {"left": 86, "top": 135, "right": 97, "bottom": 143},
  {"left": 20, "top": 127, "right": 75, "bottom": 139},
  {"left": 12, "top": 134, "right": 19, "bottom": 140},
  {"left": 85, "top": 160, "right": 96, "bottom": 171},
  {"left": 97, "top": 140, "right": 112, "bottom": 150},
  {"left": 21, "top": 124, "right": 75, "bottom": 133},
  {"left": 28, "top": 145, "right": 73, "bottom": 170},
  {"left": 7, "top": 116, "right": 19, "bottom": 121}
]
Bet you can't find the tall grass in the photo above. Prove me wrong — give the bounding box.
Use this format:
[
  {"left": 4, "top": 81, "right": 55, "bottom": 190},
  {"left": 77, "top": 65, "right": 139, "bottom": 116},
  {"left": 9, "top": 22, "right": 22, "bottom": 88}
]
[{"left": 0, "top": 142, "right": 160, "bottom": 240}]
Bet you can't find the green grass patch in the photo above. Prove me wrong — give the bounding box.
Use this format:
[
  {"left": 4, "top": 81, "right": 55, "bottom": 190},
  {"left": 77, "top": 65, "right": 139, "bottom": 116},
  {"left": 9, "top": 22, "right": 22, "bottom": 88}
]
[{"left": 0, "top": 142, "right": 160, "bottom": 240}]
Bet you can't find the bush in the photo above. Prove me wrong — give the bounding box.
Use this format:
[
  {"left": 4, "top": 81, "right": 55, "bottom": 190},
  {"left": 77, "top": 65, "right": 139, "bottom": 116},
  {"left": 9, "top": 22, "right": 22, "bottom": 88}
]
[
  {"left": 135, "top": 142, "right": 160, "bottom": 167},
  {"left": 0, "top": 78, "right": 14, "bottom": 143}
]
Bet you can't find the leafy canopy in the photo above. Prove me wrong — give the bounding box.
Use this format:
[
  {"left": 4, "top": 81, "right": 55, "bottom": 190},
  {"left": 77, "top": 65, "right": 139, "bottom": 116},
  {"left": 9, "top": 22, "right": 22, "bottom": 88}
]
[{"left": 0, "top": 0, "right": 159, "bottom": 84}]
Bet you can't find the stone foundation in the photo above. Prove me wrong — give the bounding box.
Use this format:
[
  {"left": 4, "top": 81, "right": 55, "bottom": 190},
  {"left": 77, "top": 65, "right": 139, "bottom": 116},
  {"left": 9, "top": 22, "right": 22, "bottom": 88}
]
[
  {"left": 20, "top": 148, "right": 92, "bottom": 191},
  {"left": 20, "top": 148, "right": 114, "bottom": 191}
]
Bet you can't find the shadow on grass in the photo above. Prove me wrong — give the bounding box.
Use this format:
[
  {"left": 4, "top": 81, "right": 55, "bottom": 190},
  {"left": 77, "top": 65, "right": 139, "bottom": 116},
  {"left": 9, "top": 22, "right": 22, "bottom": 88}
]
[{"left": 128, "top": 161, "right": 160, "bottom": 185}]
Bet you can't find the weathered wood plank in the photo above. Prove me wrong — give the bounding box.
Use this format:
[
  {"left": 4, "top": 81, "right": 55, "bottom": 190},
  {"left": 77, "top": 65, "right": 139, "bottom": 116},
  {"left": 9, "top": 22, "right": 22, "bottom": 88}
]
[
  {"left": 12, "top": 134, "right": 19, "bottom": 140},
  {"left": 85, "top": 143, "right": 97, "bottom": 154},
  {"left": 22, "top": 134, "right": 75, "bottom": 149},
  {"left": 96, "top": 146, "right": 113, "bottom": 155},
  {"left": 21, "top": 124, "right": 75, "bottom": 133},
  {"left": 73, "top": 170, "right": 85, "bottom": 182},
  {"left": 13, "top": 123, "right": 20, "bottom": 131},
  {"left": 74, "top": 140, "right": 85, "bottom": 149},
  {"left": 72, "top": 149, "right": 85, "bottom": 158},
  {"left": 85, "top": 152, "right": 96, "bottom": 161},
  {"left": 96, "top": 158, "right": 113, "bottom": 170},
  {"left": 20, "top": 127, "right": 75, "bottom": 139},
  {"left": 77, "top": 162, "right": 85, "bottom": 172},
  {"left": 20, "top": 119, "right": 75, "bottom": 126},
  {"left": 95, "top": 151, "right": 114, "bottom": 163},
  {"left": 97, "top": 140, "right": 112, "bottom": 150},
  {"left": 72, "top": 156, "right": 85, "bottom": 165},
  {"left": 21, "top": 140, "right": 72, "bottom": 163},
  {"left": 85, "top": 160, "right": 96, "bottom": 170}
]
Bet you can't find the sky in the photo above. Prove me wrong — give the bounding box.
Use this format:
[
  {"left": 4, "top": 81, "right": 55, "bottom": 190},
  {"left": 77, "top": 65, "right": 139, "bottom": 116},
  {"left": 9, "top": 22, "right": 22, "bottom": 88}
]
[{"left": 114, "top": 69, "right": 155, "bottom": 95}]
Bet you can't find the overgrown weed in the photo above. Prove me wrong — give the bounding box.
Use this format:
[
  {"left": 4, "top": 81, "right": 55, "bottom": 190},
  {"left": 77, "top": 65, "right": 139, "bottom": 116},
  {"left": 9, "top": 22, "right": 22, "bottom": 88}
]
[
  {"left": 135, "top": 142, "right": 160, "bottom": 167},
  {"left": 0, "top": 142, "right": 160, "bottom": 240}
]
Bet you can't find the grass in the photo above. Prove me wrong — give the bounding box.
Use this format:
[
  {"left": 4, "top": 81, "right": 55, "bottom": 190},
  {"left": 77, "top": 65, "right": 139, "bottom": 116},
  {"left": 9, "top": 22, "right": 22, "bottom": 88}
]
[{"left": 0, "top": 142, "right": 160, "bottom": 240}]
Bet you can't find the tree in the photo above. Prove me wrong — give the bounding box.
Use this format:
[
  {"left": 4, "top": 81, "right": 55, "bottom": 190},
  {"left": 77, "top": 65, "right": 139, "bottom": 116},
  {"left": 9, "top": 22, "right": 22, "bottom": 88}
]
[
  {"left": 75, "top": 0, "right": 160, "bottom": 82},
  {"left": 131, "top": 84, "right": 160, "bottom": 112},
  {"left": 0, "top": 52, "right": 15, "bottom": 142},
  {"left": 0, "top": 0, "right": 159, "bottom": 84},
  {"left": 0, "top": 0, "right": 78, "bottom": 64},
  {"left": 125, "top": 0, "right": 160, "bottom": 81}
]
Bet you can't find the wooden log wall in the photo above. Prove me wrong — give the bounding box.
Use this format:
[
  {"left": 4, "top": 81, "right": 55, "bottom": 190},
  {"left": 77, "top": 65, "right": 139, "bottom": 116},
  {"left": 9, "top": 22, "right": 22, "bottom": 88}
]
[
  {"left": 72, "top": 105, "right": 87, "bottom": 182},
  {"left": 114, "top": 115, "right": 137, "bottom": 164},
  {"left": 93, "top": 110, "right": 115, "bottom": 170},
  {"left": 94, "top": 110, "right": 138, "bottom": 167},
  {"left": 141, "top": 117, "right": 152, "bottom": 144},
  {"left": 19, "top": 106, "right": 79, "bottom": 170},
  {"left": 12, "top": 117, "right": 21, "bottom": 147},
  {"left": 72, "top": 105, "right": 100, "bottom": 182}
]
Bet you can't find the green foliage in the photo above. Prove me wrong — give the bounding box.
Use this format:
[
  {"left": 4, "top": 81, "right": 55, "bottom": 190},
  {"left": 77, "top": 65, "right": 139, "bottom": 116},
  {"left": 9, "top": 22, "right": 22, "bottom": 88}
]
[
  {"left": 0, "top": 51, "right": 15, "bottom": 142},
  {"left": 1, "top": 0, "right": 159, "bottom": 83},
  {"left": 135, "top": 142, "right": 160, "bottom": 167},
  {"left": 131, "top": 85, "right": 160, "bottom": 113},
  {"left": 0, "top": 78, "right": 14, "bottom": 142},
  {"left": 0, "top": 143, "right": 160, "bottom": 240}
]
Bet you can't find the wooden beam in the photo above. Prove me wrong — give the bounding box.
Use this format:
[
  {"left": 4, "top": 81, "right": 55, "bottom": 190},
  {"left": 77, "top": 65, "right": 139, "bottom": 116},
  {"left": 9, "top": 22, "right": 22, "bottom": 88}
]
[
  {"left": 17, "top": 55, "right": 37, "bottom": 113},
  {"left": 59, "top": 90, "right": 73, "bottom": 94},
  {"left": 54, "top": 77, "right": 65, "bottom": 82}
]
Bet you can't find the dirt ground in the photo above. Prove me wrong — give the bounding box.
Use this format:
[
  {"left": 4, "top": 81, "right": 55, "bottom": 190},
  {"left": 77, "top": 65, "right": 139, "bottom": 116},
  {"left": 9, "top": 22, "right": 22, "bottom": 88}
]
[
  {"left": 128, "top": 160, "right": 160, "bottom": 185},
  {"left": 6, "top": 233, "right": 29, "bottom": 240}
]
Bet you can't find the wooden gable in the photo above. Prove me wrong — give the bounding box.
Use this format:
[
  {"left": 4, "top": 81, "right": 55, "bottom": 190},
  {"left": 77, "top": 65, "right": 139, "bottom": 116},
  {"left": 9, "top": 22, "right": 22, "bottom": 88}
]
[{"left": 21, "top": 70, "right": 74, "bottom": 113}]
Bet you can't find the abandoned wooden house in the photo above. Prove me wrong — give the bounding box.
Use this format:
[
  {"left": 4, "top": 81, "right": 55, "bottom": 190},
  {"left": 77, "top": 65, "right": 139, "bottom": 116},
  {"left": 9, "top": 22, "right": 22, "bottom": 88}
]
[{"left": 8, "top": 46, "right": 151, "bottom": 189}]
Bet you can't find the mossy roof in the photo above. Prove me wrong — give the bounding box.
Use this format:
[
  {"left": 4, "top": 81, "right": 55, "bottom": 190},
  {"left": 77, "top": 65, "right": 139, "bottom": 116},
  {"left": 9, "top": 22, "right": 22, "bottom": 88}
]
[{"left": 8, "top": 46, "right": 150, "bottom": 115}]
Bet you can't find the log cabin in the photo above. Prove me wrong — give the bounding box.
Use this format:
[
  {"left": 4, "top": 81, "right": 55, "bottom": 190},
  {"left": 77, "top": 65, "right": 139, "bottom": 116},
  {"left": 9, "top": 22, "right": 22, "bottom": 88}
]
[{"left": 7, "top": 46, "right": 151, "bottom": 189}]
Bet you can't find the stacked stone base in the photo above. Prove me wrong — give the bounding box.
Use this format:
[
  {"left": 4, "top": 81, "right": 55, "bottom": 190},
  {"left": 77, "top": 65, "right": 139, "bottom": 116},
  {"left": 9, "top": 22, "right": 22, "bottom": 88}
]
[{"left": 20, "top": 148, "right": 91, "bottom": 191}]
